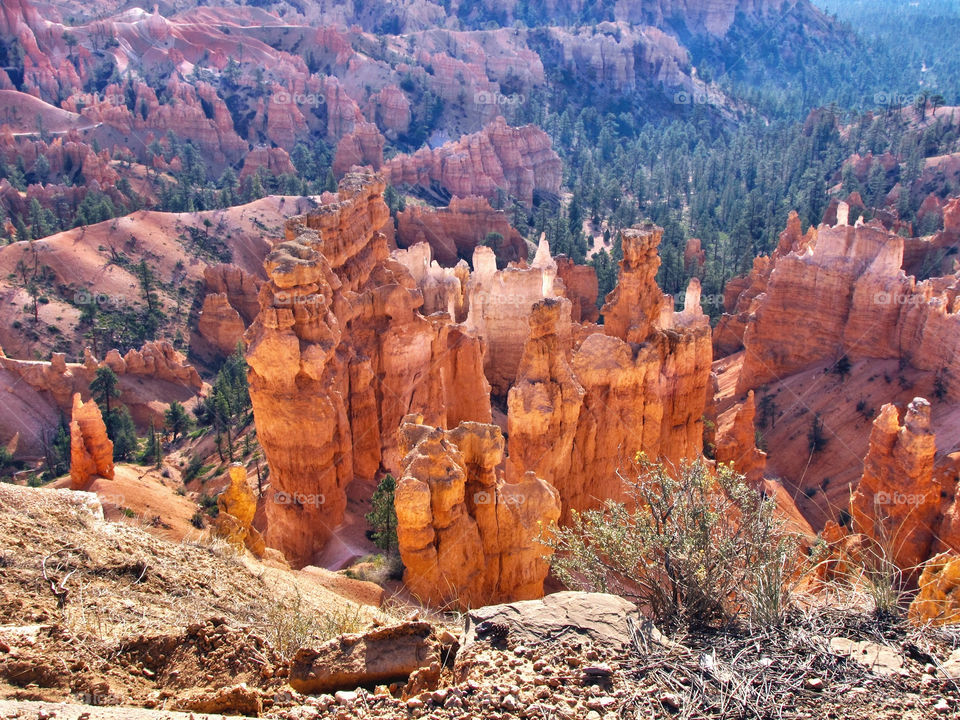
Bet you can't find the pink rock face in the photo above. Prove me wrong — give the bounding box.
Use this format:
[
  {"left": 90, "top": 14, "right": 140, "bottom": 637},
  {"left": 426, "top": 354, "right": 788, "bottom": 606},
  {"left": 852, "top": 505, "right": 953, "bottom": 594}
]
[
  {"left": 332, "top": 122, "right": 384, "bottom": 177},
  {"left": 203, "top": 264, "right": 263, "bottom": 326},
  {"left": 555, "top": 256, "right": 599, "bottom": 323},
  {"left": 0, "top": 342, "right": 202, "bottom": 457},
  {"left": 465, "top": 240, "right": 564, "bottom": 396},
  {"left": 713, "top": 211, "right": 812, "bottom": 357},
  {"left": 395, "top": 196, "right": 527, "bottom": 266},
  {"left": 240, "top": 147, "right": 297, "bottom": 180},
  {"left": 714, "top": 390, "right": 766, "bottom": 486},
  {"left": 69, "top": 393, "right": 113, "bottom": 489},
  {"left": 384, "top": 117, "right": 562, "bottom": 206},
  {"left": 372, "top": 85, "right": 411, "bottom": 135},
  {"left": 196, "top": 293, "right": 246, "bottom": 357},
  {"left": 732, "top": 216, "right": 960, "bottom": 401},
  {"left": 394, "top": 416, "right": 560, "bottom": 608}
]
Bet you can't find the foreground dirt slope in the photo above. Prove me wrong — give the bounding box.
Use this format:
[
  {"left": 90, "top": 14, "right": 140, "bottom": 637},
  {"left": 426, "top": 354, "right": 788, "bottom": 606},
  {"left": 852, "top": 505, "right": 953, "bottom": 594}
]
[
  {"left": 0, "top": 483, "right": 380, "bottom": 711},
  {"left": 3, "top": 484, "right": 960, "bottom": 720}
]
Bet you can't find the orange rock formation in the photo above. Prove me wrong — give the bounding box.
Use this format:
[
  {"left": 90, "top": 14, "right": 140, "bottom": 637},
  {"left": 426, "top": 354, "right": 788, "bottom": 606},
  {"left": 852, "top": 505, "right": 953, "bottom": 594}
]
[
  {"left": 722, "top": 214, "right": 960, "bottom": 403},
  {"left": 394, "top": 415, "right": 560, "bottom": 608},
  {"left": 69, "top": 393, "right": 113, "bottom": 489},
  {"left": 507, "top": 224, "right": 713, "bottom": 522},
  {"left": 245, "top": 172, "right": 492, "bottom": 566},
  {"left": 215, "top": 464, "right": 266, "bottom": 557},
  {"left": 849, "top": 399, "right": 946, "bottom": 573},
  {"left": 384, "top": 117, "right": 562, "bottom": 206}
]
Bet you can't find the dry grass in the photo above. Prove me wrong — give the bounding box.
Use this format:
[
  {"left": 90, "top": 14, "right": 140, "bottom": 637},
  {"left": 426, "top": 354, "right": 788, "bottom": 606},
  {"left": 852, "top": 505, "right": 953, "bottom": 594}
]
[{"left": 621, "top": 601, "right": 960, "bottom": 720}]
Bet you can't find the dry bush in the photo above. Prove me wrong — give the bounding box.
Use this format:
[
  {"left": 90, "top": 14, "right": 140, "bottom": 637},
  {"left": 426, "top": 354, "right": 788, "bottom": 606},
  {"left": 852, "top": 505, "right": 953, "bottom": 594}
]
[
  {"left": 545, "top": 456, "right": 807, "bottom": 629},
  {"left": 258, "top": 587, "right": 365, "bottom": 658}
]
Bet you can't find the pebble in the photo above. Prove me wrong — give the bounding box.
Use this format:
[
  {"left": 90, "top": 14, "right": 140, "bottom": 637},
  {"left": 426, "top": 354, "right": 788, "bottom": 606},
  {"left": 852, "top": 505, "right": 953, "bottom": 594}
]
[
  {"left": 582, "top": 664, "right": 613, "bottom": 678},
  {"left": 805, "top": 677, "right": 824, "bottom": 691},
  {"left": 586, "top": 697, "right": 616, "bottom": 710},
  {"left": 660, "top": 693, "right": 682, "bottom": 712},
  {"left": 933, "top": 698, "right": 951, "bottom": 715},
  {"left": 334, "top": 690, "right": 357, "bottom": 705},
  {"left": 405, "top": 697, "right": 424, "bottom": 710}
]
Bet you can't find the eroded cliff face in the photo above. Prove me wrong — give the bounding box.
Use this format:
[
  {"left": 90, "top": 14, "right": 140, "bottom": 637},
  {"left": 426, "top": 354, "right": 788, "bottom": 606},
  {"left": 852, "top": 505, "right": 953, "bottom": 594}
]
[
  {"left": 245, "top": 172, "right": 492, "bottom": 566},
  {"left": 507, "top": 225, "right": 713, "bottom": 522},
  {"left": 394, "top": 415, "right": 560, "bottom": 608},
  {"left": 384, "top": 117, "right": 562, "bottom": 207},
  {"left": 195, "top": 264, "right": 264, "bottom": 360},
  {"left": 465, "top": 240, "right": 566, "bottom": 396},
  {"left": 725, "top": 215, "right": 960, "bottom": 402},
  {"left": 0, "top": 341, "right": 202, "bottom": 457},
  {"left": 395, "top": 196, "right": 528, "bottom": 267}
]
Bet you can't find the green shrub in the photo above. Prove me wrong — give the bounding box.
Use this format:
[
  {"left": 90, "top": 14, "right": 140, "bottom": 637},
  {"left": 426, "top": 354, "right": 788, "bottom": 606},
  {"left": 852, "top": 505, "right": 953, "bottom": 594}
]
[{"left": 545, "top": 457, "right": 804, "bottom": 629}]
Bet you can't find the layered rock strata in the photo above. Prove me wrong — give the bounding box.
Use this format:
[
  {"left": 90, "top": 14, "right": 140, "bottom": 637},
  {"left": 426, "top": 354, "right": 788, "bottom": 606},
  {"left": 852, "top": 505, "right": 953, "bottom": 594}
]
[
  {"left": 384, "top": 117, "right": 562, "bottom": 206},
  {"left": 849, "top": 399, "right": 945, "bottom": 573},
  {"left": 722, "top": 216, "right": 960, "bottom": 401},
  {"left": 395, "top": 196, "right": 528, "bottom": 267},
  {"left": 0, "top": 341, "right": 202, "bottom": 456}
]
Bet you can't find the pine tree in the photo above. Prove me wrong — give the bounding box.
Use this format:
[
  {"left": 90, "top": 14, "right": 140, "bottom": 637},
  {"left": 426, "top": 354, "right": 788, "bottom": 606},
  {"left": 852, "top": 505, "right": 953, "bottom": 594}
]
[
  {"left": 164, "top": 401, "right": 192, "bottom": 442},
  {"left": 366, "top": 474, "right": 398, "bottom": 552}
]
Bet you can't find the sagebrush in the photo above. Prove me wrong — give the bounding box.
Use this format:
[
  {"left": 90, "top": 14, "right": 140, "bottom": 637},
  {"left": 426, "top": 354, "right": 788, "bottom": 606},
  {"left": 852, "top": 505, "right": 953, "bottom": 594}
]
[{"left": 545, "top": 457, "right": 806, "bottom": 629}]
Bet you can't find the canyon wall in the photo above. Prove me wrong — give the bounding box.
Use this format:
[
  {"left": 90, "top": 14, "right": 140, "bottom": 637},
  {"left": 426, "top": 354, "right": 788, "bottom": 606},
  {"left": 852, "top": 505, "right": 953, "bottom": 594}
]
[
  {"left": 0, "top": 341, "right": 202, "bottom": 457},
  {"left": 395, "top": 196, "right": 528, "bottom": 267},
  {"left": 723, "top": 215, "right": 960, "bottom": 402},
  {"left": 384, "top": 117, "right": 562, "bottom": 206}
]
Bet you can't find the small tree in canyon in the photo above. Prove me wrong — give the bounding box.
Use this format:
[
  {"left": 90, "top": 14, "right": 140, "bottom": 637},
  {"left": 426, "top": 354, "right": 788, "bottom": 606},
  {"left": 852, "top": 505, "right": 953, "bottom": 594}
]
[{"left": 366, "top": 474, "right": 398, "bottom": 553}]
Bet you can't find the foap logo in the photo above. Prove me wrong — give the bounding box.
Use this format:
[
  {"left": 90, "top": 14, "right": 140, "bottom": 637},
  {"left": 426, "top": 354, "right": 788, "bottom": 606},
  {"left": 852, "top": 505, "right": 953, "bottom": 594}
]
[
  {"left": 97, "top": 492, "right": 126, "bottom": 507},
  {"left": 73, "top": 290, "right": 129, "bottom": 309},
  {"left": 873, "top": 292, "right": 927, "bottom": 306},
  {"left": 873, "top": 92, "right": 919, "bottom": 107},
  {"left": 473, "top": 491, "right": 525, "bottom": 507},
  {"left": 473, "top": 291, "right": 537, "bottom": 308},
  {"left": 67, "top": 91, "right": 126, "bottom": 107},
  {"left": 673, "top": 90, "right": 715, "bottom": 106},
  {"left": 273, "top": 291, "right": 322, "bottom": 307},
  {"left": 875, "top": 491, "right": 927, "bottom": 506},
  {"left": 73, "top": 692, "right": 122, "bottom": 706},
  {"left": 473, "top": 491, "right": 493, "bottom": 505},
  {"left": 272, "top": 91, "right": 325, "bottom": 108},
  {"left": 274, "top": 490, "right": 325, "bottom": 507},
  {"left": 474, "top": 91, "right": 526, "bottom": 106}
]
